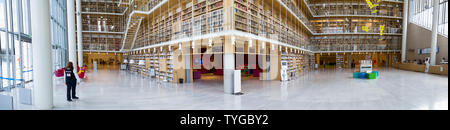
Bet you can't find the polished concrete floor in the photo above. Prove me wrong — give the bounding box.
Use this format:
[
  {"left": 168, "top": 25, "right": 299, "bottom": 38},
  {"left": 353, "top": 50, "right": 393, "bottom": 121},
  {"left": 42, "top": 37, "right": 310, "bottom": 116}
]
[{"left": 13, "top": 67, "right": 448, "bottom": 110}]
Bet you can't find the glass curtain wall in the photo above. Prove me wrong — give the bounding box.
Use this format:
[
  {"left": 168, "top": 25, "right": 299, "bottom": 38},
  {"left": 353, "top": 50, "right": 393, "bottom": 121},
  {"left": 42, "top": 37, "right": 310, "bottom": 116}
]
[
  {"left": 50, "top": 0, "right": 68, "bottom": 71},
  {"left": 0, "top": 0, "right": 32, "bottom": 90},
  {"left": 0, "top": 0, "right": 68, "bottom": 91},
  {"left": 410, "top": 0, "right": 448, "bottom": 36}
]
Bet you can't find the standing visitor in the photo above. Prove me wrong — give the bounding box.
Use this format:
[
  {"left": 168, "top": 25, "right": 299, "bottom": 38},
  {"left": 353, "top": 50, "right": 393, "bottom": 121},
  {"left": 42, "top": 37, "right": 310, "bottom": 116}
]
[{"left": 65, "top": 62, "right": 80, "bottom": 102}]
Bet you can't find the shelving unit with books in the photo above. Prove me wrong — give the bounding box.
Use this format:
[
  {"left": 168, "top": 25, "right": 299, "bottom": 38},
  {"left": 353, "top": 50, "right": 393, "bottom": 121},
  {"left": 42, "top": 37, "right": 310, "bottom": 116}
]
[
  {"left": 133, "top": 0, "right": 227, "bottom": 49},
  {"left": 281, "top": 50, "right": 295, "bottom": 79},
  {"left": 166, "top": 50, "right": 174, "bottom": 82},
  {"left": 336, "top": 54, "right": 345, "bottom": 69},
  {"left": 194, "top": 0, "right": 208, "bottom": 16},
  {"left": 182, "top": 1, "right": 194, "bottom": 38},
  {"left": 294, "top": 53, "right": 301, "bottom": 74},
  {"left": 209, "top": 0, "right": 224, "bottom": 11},
  {"left": 299, "top": 53, "right": 304, "bottom": 73},
  {"left": 230, "top": 0, "right": 315, "bottom": 48},
  {"left": 193, "top": 14, "right": 207, "bottom": 36},
  {"left": 208, "top": 9, "right": 224, "bottom": 33}
]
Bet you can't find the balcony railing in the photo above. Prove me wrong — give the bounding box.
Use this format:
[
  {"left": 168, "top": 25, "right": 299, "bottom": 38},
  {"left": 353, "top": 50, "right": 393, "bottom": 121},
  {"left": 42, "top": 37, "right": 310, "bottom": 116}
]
[
  {"left": 81, "top": 1, "right": 126, "bottom": 14},
  {"left": 305, "top": 0, "right": 404, "bottom": 18},
  {"left": 279, "top": 0, "right": 315, "bottom": 33}
]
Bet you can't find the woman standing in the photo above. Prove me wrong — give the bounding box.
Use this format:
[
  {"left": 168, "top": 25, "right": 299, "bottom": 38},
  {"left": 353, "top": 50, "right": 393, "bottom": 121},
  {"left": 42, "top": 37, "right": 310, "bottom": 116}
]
[{"left": 65, "top": 62, "right": 79, "bottom": 102}]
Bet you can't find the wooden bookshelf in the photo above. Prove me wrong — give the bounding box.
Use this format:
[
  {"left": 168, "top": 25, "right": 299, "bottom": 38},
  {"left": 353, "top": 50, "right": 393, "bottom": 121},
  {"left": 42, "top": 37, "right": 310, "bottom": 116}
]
[
  {"left": 133, "top": 0, "right": 314, "bottom": 51},
  {"left": 134, "top": 0, "right": 226, "bottom": 49},
  {"left": 125, "top": 45, "right": 187, "bottom": 83}
]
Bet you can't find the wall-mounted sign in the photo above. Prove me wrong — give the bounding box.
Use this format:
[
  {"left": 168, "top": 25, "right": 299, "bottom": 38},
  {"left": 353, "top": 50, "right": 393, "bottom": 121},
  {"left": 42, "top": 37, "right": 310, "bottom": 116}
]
[{"left": 418, "top": 48, "right": 439, "bottom": 54}]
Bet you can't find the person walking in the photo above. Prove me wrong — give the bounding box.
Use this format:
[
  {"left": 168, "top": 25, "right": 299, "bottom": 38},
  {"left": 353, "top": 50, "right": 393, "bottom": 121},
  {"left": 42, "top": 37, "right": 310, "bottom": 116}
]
[{"left": 65, "top": 62, "right": 80, "bottom": 102}]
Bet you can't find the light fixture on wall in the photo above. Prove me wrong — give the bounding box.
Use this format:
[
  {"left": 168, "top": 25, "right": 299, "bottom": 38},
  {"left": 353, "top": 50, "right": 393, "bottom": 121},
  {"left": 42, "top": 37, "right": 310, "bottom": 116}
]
[
  {"left": 272, "top": 44, "right": 275, "bottom": 51},
  {"left": 179, "top": 43, "right": 182, "bottom": 50},
  {"left": 169, "top": 46, "right": 172, "bottom": 51},
  {"left": 249, "top": 40, "right": 253, "bottom": 48},
  {"left": 262, "top": 42, "right": 265, "bottom": 49},
  {"left": 192, "top": 41, "right": 195, "bottom": 49}
]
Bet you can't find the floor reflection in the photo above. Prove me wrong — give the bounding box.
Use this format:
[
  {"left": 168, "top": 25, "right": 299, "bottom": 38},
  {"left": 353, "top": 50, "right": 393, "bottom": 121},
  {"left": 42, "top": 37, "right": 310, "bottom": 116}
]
[{"left": 12, "top": 67, "right": 449, "bottom": 110}]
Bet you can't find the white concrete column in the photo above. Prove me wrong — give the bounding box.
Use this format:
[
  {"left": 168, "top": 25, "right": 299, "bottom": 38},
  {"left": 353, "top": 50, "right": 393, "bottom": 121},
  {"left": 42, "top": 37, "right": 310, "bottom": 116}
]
[
  {"left": 184, "top": 43, "right": 191, "bottom": 83},
  {"left": 68, "top": 0, "right": 81, "bottom": 79},
  {"left": 30, "top": 0, "right": 53, "bottom": 110},
  {"left": 67, "top": 0, "right": 77, "bottom": 67},
  {"left": 430, "top": 0, "right": 440, "bottom": 65},
  {"left": 223, "top": 53, "right": 235, "bottom": 94},
  {"left": 76, "top": 0, "right": 83, "bottom": 67},
  {"left": 401, "top": 0, "right": 409, "bottom": 63},
  {"left": 224, "top": 37, "right": 235, "bottom": 94}
]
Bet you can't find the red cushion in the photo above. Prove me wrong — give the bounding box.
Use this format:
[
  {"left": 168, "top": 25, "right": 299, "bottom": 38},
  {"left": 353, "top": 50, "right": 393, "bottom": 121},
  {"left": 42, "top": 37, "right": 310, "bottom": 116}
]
[
  {"left": 214, "top": 69, "right": 223, "bottom": 75},
  {"left": 54, "top": 68, "right": 65, "bottom": 77},
  {"left": 78, "top": 72, "right": 85, "bottom": 79},
  {"left": 253, "top": 69, "right": 261, "bottom": 77},
  {"left": 193, "top": 72, "right": 202, "bottom": 79}
]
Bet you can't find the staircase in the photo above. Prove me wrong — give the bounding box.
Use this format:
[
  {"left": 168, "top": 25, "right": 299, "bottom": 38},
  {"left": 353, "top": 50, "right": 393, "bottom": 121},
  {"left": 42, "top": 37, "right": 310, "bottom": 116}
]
[{"left": 121, "top": 16, "right": 142, "bottom": 51}]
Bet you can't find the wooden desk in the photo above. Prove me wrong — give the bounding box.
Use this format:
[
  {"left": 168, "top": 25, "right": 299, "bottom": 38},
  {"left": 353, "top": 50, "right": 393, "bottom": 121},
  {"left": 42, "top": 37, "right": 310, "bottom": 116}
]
[
  {"left": 429, "top": 64, "right": 448, "bottom": 75},
  {"left": 396, "top": 63, "right": 426, "bottom": 73}
]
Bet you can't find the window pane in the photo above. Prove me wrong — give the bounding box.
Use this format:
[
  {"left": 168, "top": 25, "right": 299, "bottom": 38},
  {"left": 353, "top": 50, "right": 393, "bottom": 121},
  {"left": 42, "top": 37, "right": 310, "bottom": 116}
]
[{"left": 0, "top": 0, "right": 5, "bottom": 28}]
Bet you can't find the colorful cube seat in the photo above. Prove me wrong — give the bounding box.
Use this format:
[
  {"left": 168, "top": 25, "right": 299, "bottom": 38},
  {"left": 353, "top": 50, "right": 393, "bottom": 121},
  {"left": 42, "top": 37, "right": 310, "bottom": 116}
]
[
  {"left": 367, "top": 73, "right": 377, "bottom": 79},
  {"left": 353, "top": 72, "right": 360, "bottom": 78},
  {"left": 373, "top": 71, "right": 379, "bottom": 77},
  {"left": 358, "top": 73, "right": 367, "bottom": 79}
]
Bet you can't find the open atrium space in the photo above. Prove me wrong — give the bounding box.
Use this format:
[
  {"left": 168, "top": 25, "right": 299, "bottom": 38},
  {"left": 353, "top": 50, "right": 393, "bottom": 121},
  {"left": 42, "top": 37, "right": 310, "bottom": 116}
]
[{"left": 0, "top": 0, "right": 448, "bottom": 110}]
